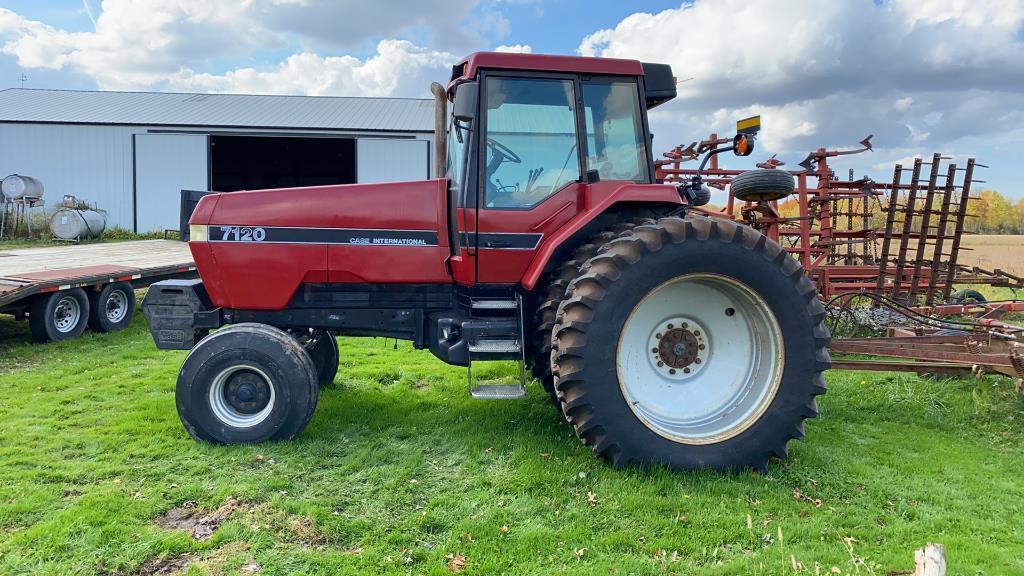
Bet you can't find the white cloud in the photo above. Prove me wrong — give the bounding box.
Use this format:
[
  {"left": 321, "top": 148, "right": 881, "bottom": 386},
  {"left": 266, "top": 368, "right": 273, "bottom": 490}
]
[
  {"left": 494, "top": 44, "right": 532, "bottom": 53},
  {"left": 0, "top": 1, "right": 478, "bottom": 94},
  {"left": 580, "top": 0, "right": 1024, "bottom": 161},
  {"left": 172, "top": 40, "right": 455, "bottom": 97}
]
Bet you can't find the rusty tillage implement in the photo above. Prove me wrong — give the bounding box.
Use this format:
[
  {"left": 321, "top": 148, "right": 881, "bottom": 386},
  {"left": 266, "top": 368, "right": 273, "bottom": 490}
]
[{"left": 655, "top": 134, "right": 1024, "bottom": 385}]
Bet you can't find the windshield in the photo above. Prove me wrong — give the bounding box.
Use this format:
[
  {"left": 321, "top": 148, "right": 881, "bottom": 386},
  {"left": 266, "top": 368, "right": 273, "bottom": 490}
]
[{"left": 483, "top": 76, "right": 581, "bottom": 208}]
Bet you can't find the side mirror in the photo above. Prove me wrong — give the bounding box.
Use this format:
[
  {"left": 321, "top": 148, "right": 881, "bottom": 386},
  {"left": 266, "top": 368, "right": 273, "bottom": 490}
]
[
  {"left": 453, "top": 81, "right": 478, "bottom": 123},
  {"left": 733, "top": 133, "right": 755, "bottom": 157},
  {"left": 734, "top": 115, "right": 760, "bottom": 157}
]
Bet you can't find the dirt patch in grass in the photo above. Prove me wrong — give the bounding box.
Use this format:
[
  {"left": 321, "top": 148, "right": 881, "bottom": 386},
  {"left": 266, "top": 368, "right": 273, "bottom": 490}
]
[
  {"left": 154, "top": 496, "right": 240, "bottom": 541},
  {"left": 128, "top": 553, "right": 195, "bottom": 576}
]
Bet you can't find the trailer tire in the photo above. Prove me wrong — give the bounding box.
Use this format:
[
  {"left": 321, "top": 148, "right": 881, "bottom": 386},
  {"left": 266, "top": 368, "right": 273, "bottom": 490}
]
[
  {"left": 730, "top": 169, "right": 795, "bottom": 202},
  {"left": 551, "top": 215, "right": 830, "bottom": 472},
  {"left": 29, "top": 288, "right": 90, "bottom": 343},
  {"left": 176, "top": 323, "right": 319, "bottom": 444},
  {"left": 87, "top": 282, "right": 136, "bottom": 332}
]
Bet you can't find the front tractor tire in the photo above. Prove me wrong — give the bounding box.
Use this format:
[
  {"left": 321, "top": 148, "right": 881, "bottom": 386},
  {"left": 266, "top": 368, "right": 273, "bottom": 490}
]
[
  {"left": 176, "top": 323, "right": 319, "bottom": 444},
  {"left": 551, "top": 216, "right": 830, "bottom": 472},
  {"left": 291, "top": 328, "right": 340, "bottom": 388}
]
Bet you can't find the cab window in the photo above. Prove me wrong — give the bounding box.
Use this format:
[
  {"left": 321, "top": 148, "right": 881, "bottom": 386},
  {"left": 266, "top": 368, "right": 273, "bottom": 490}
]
[
  {"left": 446, "top": 112, "right": 468, "bottom": 191},
  {"left": 483, "top": 77, "right": 581, "bottom": 208},
  {"left": 582, "top": 80, "right": 648, "bottom": 182}
]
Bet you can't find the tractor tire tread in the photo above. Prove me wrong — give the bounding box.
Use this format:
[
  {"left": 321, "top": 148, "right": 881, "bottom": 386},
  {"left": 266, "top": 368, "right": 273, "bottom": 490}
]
[{"left": 550, "top": 215, "right": 830, "bottom": 471}]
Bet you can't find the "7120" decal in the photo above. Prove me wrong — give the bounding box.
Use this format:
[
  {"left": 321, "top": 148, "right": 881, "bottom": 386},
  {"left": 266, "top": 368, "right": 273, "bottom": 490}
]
[{"left": 218, "top": 226, "right": 266, "bottom": 242}]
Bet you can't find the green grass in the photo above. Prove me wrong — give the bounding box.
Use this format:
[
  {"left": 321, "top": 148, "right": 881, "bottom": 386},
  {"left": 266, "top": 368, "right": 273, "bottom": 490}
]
[
  {"left": 1, "top": 312, "right": 1024, "bottom": 575},
  {"left": 0, "top": 227, "right": 170, "bottom": 249}
]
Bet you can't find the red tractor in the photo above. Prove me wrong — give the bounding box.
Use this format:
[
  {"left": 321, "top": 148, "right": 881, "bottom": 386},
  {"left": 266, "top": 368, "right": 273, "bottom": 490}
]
[{"left": 143, "top": 52, "right": 829, "bottom": 471}]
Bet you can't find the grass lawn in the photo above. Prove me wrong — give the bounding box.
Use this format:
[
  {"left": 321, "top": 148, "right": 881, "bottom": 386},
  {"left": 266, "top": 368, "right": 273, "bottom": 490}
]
[{"left": 2, "top": 309, "right": 1024, "bottom": 575}]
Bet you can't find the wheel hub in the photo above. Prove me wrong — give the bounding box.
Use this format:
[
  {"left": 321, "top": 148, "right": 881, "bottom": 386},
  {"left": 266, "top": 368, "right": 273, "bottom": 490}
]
[
  {"left": 649, "top": 318, "right": 708, "bottom": 379},
  {"left": 105, "top": 290, "right": 128, "bottom": 323},
  {"left": 53, "top": 296, "right": 81, "bottom": 333},
  {"left": 657, "top": 328, "right": 700, "bottom": 368},
  {"left": 223, "top": 370, "right": 271, "bottom": 415}
]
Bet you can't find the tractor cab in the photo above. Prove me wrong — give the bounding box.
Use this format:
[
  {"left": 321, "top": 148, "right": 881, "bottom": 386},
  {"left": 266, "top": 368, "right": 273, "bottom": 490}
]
[{"left": 437, "top": 53, "right": 678, "bottom": 286}]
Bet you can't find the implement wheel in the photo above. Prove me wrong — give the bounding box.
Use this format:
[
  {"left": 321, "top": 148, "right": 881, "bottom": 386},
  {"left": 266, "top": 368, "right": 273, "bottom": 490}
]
[
  {"left": 551, "top": 216, "right": 830, "bottom": 471},
  {"left": 730, "top": 169, "right": 795, "bottom": 202},
  {"left": 177, "top": 323, "right": 319, "bottom": 444}
]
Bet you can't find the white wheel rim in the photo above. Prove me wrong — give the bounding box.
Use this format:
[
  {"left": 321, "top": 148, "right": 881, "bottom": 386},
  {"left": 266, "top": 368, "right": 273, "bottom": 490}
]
[
  {"left": 616, "top": 273, "right": 784, "bottom": 444},
  {"left": 208, "top": 364, "right": 277, "bottom": 428},
  {"left": 53, "top": 295, "right": 81, "bottom": 333},
  {"left": 105, "top": 289, "right": 129, "bottom": 323}
]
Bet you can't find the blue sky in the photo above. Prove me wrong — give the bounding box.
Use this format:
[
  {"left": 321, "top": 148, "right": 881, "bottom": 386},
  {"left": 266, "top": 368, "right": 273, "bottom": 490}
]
[{"left": 0, "top": 0, "right": 1021, "bottom": 199}]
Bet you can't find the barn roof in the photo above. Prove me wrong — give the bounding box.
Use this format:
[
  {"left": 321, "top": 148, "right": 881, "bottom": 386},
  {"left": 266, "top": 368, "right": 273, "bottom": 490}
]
[{"left": 0, "top": 88, "right": 434, "bottom": 133}]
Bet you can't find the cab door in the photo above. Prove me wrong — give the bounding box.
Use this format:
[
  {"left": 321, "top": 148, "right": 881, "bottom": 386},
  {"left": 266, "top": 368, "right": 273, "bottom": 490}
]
[{"left": 474, "top": 74, "right": 585, "bottom": 284}]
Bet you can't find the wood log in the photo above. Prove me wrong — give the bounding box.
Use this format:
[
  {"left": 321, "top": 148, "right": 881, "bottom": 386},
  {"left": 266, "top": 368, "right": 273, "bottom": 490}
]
[{"left": 914, "top": 543, "right": 946, "bottom": 576}]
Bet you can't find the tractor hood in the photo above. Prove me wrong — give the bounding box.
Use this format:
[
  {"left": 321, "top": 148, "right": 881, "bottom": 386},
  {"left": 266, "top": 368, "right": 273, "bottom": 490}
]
[{"left": 186, "top": 179, "right": 453, "bottom": 309}]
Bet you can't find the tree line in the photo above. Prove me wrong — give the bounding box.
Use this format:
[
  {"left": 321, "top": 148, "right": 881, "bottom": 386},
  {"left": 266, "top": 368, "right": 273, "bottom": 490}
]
[{"left": 763, "top": 188, "right": 1024, "bottom": 235}]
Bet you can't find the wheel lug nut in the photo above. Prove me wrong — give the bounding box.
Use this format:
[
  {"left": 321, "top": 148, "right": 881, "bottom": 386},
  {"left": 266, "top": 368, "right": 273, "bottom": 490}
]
[
  {"left": 693, "top": 330, "right": 700, "bottom": 336},
  {"left": 656, "top": 333, "right": 662, "bottom": 339},
  {"left": 698, "top": 344, "right": 705, "bottom": 350},
  {"left": 669, "top": 369, "right": 676, "bottom": 375},
  {"left": 682, "top": 322, "right": 688, "bottom": 328},
  {"left": 652, "top": 348, "right": 658, "bottom": 353},
  {"left": 683, "top": 367, "right": 691, "bottom": 374},
  {"left": 667, "top": 323, "right": 674, "bottom": 329},
  {"left": 694, "top": 358, "right": 702, "bottom": 364},
  {"left": 657, "top": 361, "right": 664, "bottom": 367}
]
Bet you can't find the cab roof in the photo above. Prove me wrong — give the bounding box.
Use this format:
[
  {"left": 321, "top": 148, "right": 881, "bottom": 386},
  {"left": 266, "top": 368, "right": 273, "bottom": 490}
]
[
  {"left": 448, "top": 52, "right": 677, "bottom": 109},
  {"left": 453, "top": 52, "right": 645, "bottom": 82}
]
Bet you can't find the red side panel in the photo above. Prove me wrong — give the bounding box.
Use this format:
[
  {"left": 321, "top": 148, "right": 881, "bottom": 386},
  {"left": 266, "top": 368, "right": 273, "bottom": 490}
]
[
  {"left": 325, "top": 180, "right": 450, "bottom": 284},
  {"left": 196, "top": 179, "right": 451, "bottom": 310},
  {"left": 476, "top": 183, "right": 582, "bottom": 283},
  {"left": 519, "top": 182, "right": 681, "bottom": 290}
]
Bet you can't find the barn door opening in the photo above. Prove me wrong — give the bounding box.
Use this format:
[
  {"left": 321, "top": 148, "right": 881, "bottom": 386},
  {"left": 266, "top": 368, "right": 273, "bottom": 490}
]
[
  {"left": 209, "top": 135, "right": 356, "bottom": 192},
  {"left": 134, "top": 133, "right": 209, "bottom": 233}
]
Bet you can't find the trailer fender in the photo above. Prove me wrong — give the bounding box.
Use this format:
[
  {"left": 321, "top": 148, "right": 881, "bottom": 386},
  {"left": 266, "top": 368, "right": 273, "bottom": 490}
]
[{"left": 521, "top": 182, "right": 681, "bottom": 290}]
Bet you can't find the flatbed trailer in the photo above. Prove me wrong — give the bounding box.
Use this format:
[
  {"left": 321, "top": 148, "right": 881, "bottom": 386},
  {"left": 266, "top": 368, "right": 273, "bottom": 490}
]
[{"left": 0, "top": 240, "right": 195, "bottom": 342}]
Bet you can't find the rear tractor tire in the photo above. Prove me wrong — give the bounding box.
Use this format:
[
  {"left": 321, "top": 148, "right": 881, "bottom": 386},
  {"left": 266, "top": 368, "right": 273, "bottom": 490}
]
[
  {"left": 176, "top": 323, "right": 319, "bottom": 444},
  {"left": 551, "top": 215, "right": 830, "bottom": 472},
  {"left": 531, "top": 220, "right": 653, "bottom": 404}
]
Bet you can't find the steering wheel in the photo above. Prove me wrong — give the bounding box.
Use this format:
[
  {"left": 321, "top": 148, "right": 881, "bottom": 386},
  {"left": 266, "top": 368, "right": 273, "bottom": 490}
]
[{"left": 486, "top": 137, "right": 522, "bottom": 164}]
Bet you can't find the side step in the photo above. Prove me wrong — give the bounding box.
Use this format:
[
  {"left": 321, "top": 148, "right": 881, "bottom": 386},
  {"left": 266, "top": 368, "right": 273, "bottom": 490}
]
[
  {"left": 469, "top": 383, "right": 526, "bottom": 399},
  {"left": 467, "top": 295, "right": 527, "bottom": 399}
]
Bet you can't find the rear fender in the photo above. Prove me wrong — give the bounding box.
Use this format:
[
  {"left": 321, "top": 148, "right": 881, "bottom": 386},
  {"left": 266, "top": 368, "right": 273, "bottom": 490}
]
[{"left": 520, "top": 182, "right": 681, "bottom": 290}]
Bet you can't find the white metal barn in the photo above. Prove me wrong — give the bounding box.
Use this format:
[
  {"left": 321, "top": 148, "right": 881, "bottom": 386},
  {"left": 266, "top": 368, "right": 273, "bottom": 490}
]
[{"left": 0, "top": 88, "right": 435, "bottom": 232}]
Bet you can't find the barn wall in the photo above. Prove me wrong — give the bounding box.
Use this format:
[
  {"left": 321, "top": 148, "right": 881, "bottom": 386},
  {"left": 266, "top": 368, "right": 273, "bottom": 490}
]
[
  {"left": 0, "top": 123, "right": 434, "bottom": 232},
  {"left": 0, "top": 123, "right": 136, "bottom": 229}
]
